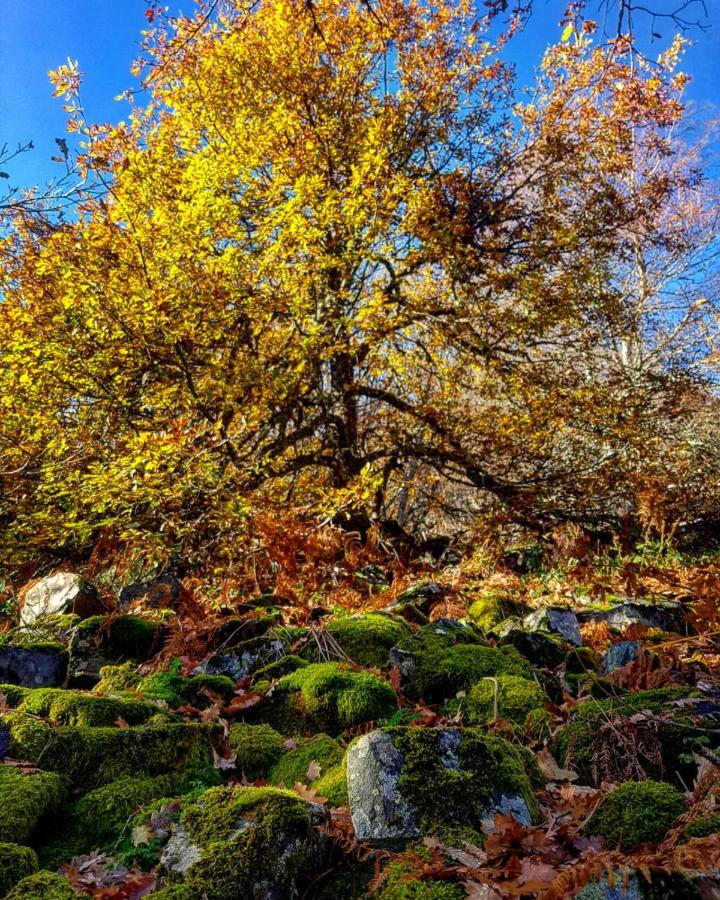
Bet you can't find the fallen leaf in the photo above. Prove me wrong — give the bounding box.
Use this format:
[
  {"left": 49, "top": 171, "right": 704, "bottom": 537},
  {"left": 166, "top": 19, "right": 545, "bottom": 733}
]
[
  {"left": 293, "top": 782, "right": 328, "bottom": 805},
  {"left": 115, "top": 716, "right": 130, "bottom": 729},
  {"left": 536, "top": 748, "right": 578, "bottom": 783},
  {"left": 306, "top": 760, "right": 322, "bottom": 782},
  {"left": 211, "top": 746, "right": 237, "bottom": 771},
  {"left": 131, "top": 825, "right": 151, "bottom": 847}
]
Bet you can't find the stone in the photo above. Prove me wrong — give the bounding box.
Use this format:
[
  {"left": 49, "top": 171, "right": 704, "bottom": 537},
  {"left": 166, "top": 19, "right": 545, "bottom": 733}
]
[
  {"left": 346, "top": 727, "right": 538, "bottom": 844},
  {"left": 385, "top": 582, "right": 444, "bottom": 613},
  {"left": 0, "top": 646, "right": 67, "bottom": 687},
  {"left": 198, "top": 636, "right": 288, "bottom": 681},
  {"left": 19, "top": 574, "right": 101, "bottom": 627},
  {"left": 355, "top": 565, "right": 392, "bottom": 587},
  {"left": 118, "top": 573, "right": 184, "bottom": 610},
  {"left": 499, "top": 622, "right": 567, "bottom": 669},
  {"left": 578, "top": 600, "right": 687, "bottom": 635},
  {"left": 600, "top": 641, "right": 639, "bottom": 674},
  {"left": 160, "top": 824, "right": 204, "bottom": 878},
  {"left": 523, "top": 607, "right": 582, "bottom": 646}
]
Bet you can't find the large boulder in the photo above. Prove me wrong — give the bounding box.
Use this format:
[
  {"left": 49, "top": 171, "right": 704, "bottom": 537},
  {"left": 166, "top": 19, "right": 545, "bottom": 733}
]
[
  {"left": 346, "top": 727, "right": 540, "bottom": 844},
  {"left": 19, "top": 574, "right": 102, "bottom": 627},
  {"left": 158, "top": 786, "right": 328, "bottom": 898}
]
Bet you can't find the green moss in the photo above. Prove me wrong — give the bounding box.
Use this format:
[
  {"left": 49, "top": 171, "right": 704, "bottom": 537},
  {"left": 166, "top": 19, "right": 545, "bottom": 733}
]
[
  {"left": 264, "top": 662, "right": 397, "bottom": 735},
  {"left": 383, "top": 727, "right": 541, "bottom": 835},
  {"left": 315, "top": 860, "right": 373, "bottom": 899},
  {"left": 251, "top": 653, "right": 307, "bottom": 681},
  {"left": 0, "top": 684, "right": 29, "bottom": 706},
  {"left": 0, "top": 844, "right": 39, "bottom": 896},
  {"left": 17, "top": 688, "right": 158, "bottom": 727},
  {"left": 5, "top": 713, "right": 220, "bottom": 788},
  {"left": 314, "top": 762, "right": 348, "bottom": 807},
  {"left": 4, "top": 871, "right": 79, "bottom": 899},
  {"left": 269, "top": 734, "right": 343, "bottom": 787},
  {"left": 322, "top": 614, "right": 410, "bottom": 668},
  {"left": 0, "top": 765, "right": 65, "bottom": 845},
  {"left": 684, "top": 813, "right": 720, "bottom": 839},
  {"left": 109, "top": 617, "right": 163, "bottom": 659},
  {"left": 228, "top": 723, "right": 285, "bottom": 781},
  {"left": 95, "top": 659, "right": 235, "bottom": 709},
  {"left": 71, "top": 774, "right": 178, "bottom": 847},
  {"left": 94, "top": 661, "right": 141, "bottom": 693},
  {"left": 378, "top": 861, "right": 464, "bottom": 899},
  {"left": 0, "top": 615, "right": 80, "bottom": 649},
  {"left": 177, "top": 786, "right": 322, "bottom": 897},
  {"left": 554, "top": 687, "right": 700, "bottom": 784},
  {"left": 458, "top": 675, "right": 546, "bottom": 728},
  {"left": 396, "top": 628, "right": 532, "bottom": 703},
  {"left": 147, "top": 887, "right": 197, "bottom": 899},
  {"left": 467, "top": 594, "right": 523, "bottom": 632},
  {"left": 587, "top": 781, "right": 685, "bottom": 848}
]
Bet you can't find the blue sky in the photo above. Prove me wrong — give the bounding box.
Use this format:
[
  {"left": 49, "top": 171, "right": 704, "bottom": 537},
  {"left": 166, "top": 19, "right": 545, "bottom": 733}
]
[{"left": 1, "top": 0, "right": 719, "bottom": 190}]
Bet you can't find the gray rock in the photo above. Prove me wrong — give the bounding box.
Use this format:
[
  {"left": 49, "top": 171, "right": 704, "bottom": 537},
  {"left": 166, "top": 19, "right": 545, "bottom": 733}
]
[
  {"left": 0, "top": 645, "right": 67, "bottom": 687},
  {"left": 600, "top": 641, "right": 639, "bottom": 674},
  {"left": 355, "top": 565, "right": 392, "bottom": 587},
  {"left": 578, "top": 600, "right": 686, "bottom": 634},
  {"left": 346, "top": 728, "right": 534, "bottom": 844},
  {"left": 574, "top": 874, "right": 643, "bottom": 900},
  {"left": 385, "top": 582, "right": 444, "bottom": 612},
  {"left": 160, "top": 824, "right": 204, "bottom": 878},
  {"left": 198, "top": 637, "right": 288, "bottom": 680},
  {"left": 20, "top": 573, "right": 101, "bottom": 627},
  {"left": 347, "top": 731, "right": 420, "bottom": 842},
  {"left": 524, "top": 607, "right": 582, "bottom": 646}
]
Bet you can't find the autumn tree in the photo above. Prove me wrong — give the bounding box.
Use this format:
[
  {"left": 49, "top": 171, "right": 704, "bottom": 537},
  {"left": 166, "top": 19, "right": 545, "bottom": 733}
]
[{"left": 0, "top": 0, "right": 711, "bottom": 561}]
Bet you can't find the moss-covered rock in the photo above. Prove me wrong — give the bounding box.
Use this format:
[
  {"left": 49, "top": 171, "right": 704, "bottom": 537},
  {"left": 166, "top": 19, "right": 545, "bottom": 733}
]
[
  {"left": 70, "top": 774, "right": 178, "bottom": 847},
  {"left": 314, "top": 762, "right": 348, "bottom": 807},
  {"left": 200, "top": 633, "right": 290, "bottom": 681},
  {"left": 587, "top": 780, "right": 685, "bottom": 849},
  {"left": 393, "top": 625, "right": 532, "bottom": 703},
  {"left": 269, "top": 734, "right": 344, "bottom": 787},
  {"left": 0, "top": 844, "right": 39, "bottom": 896},
  {"left": 0, "top": 765, "right": 65, "bottom": 845},
  {"left": 262, "top": 662, "right": 397, "bottom": 735},
  {"left": 229, "top": 722, "right": 285, "bottom": 781},
  {"left": 321, "top": 613, "right": 411, "bottom": 669},
  {"left": 378, "top": 861, "right": 464, "bottom": 899},
  {"left": 4, "top": 871, "right": 78, "bottom": 899},
  {"left": 17, "top": 688, "right": 159, "bottom": 727},
  {"left": 346, "top": 726, "right": 541, "bottom": 843},
  {"left": 4, "top": 713, "right": 219, "bottom": 788},
  {"left": 553, "top": 687, "right": 702, "bottom": 785},
  {"left": 467, "top": 594, "right": 525, "bottom": 632},
  {"left": 159, "top": 786, "right": 327, "bottom": 898},
  {"left": 94, "top": 659, "right": 235, "bottom": 709},
  {"left": 457, "top": 675, "right": 547, "bottom": 728}
]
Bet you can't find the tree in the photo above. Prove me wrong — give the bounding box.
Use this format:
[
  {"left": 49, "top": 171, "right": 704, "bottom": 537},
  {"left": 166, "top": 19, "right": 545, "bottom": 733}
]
[{"left": 0, "top": 0, "right": 706, "bottom": 561}]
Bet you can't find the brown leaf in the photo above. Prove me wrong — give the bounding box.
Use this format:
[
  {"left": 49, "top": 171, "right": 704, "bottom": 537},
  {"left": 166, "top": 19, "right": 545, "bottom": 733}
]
[
  {"left": 306, "top": 760, "right": 322, "bottom": 782},
  {"left": 293, "top": 782, "right": 327, "bottom": 805},
  {"left": 536, "top": 748, "right": 578, "bottom": 783},
  {"left": 115, "top": 716, "right": 130, "bottom": 729},
  {"left": 211, "top": 746, "right": 237, "bottom": 771}
]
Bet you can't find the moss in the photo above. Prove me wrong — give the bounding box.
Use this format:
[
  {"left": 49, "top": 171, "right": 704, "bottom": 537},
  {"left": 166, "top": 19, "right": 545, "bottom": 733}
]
[
  {"left": 0, "top": 615, "right": 80, "bottom": 648},
  {"left": 4, "top": 871, "right": 79, "bottom": 899},
  {"left": 467, "top": 594, "right": 524, "bottom": 632},
  {"left": 177, "top": 785, "right": 322, "bottom": 897},
  {"left": 109, "top": 617, "right": 164, "bottom": 659},
  {"left": 264, "top": 662, "right": 397, "bottom": 735},
  {"left": 95, "top": 661, "right": 141, "bottom": 693},
  {"left": 0, "top": 684, "right": 29, "bottom": 706},
  {"left": 0, "top": 844, "right": 39, "bottom": 896},
  {"left": 383, "top": 727, "right": 541, "bottom": 835},
  {"left": 684, "top": 813, "right": 720, "bottom": 839},
  {"left": 554, "top": 686, "right": 700, "bottom": 784},
  {"left": 314, "top": 762, "right": 348, "bottom": 807},
  {"left": 95, "top": 659, "right": 235, "bottom": 709},
  {"left": 251, "top": 653, "right": 307, "bottom": 681},
  {"left": 5, "top": 713, "right": 220, "bottom": 788},
  {"left": 378, "top": 861, "right": 464, "bottom": 899},
  {"left": 0, "top": 764, "right": 65, "bottom": 845},
  {"left": 587, "top": 780, "right": 685, "bottom": 849},
  {"left": 269, "top": 733, "right": 344, "bottom": 787},
  {"left": 322, "top": 613, "right": 410, "bottom": 668},
  {"left": 228, "top": 723, "right": 285, "bottom": 781},
  {"left": 458, "top": 675, "right": 547, "bottom": 728},
  {"left": 70, "top": 774, "right": 178, "bottom": 847},
  {"left": 17, "top": 688, "right": 158, "bottom": 727},
  {"left": 315, "top": 860, "right": 374, "bottom": 899},
  {"left": 396, "top": 628, "right": 532, "bottom": 703},
  {"left": 147, "top": 887, "right": 198, "bottom": 899}
]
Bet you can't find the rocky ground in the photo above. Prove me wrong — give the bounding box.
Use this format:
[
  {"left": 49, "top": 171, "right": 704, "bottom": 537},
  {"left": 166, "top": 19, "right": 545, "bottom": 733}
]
[{"left": 0, "top": 561, "right": 719, "bottom": 899}]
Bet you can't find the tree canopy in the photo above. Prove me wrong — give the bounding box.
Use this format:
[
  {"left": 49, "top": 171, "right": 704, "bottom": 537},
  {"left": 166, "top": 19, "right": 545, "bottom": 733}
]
[{"left": 0, "top": 0, "right": 717, "bottom": 562}]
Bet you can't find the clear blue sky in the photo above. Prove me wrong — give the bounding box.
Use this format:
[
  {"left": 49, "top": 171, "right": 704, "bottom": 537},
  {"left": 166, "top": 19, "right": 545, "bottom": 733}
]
[{"left": 1, "top": 0, "right": 719, "bottom": 190}]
